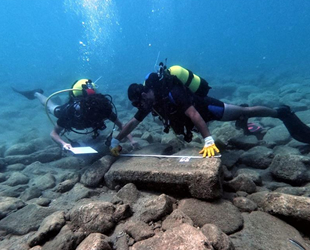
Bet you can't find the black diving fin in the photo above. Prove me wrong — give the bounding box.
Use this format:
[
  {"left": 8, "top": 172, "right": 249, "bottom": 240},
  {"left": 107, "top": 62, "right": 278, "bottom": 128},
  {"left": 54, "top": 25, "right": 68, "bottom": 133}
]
[
  {"left": 11, "top": 87, "right": 44, "bottom": 100},
  {"left": 277, "top": 105, "right": 310, "bottom": 144}
]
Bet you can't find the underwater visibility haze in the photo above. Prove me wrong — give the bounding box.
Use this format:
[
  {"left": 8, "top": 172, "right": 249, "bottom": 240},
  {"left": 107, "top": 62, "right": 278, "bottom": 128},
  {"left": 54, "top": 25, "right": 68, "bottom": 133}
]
[{"left": 2, "top": 1, "right": 310, "bottom": 249}]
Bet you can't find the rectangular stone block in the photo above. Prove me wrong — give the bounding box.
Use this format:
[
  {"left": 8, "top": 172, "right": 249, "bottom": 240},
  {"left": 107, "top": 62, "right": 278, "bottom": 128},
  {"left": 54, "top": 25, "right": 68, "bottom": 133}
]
[{"left": 105, "top": 149, "right": 223, "bottom": 200}]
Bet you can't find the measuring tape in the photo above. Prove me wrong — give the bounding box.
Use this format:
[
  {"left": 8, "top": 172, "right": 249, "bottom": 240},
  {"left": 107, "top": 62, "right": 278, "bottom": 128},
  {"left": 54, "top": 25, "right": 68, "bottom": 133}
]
[{"left": 119, "top": 153, "right": 221, "bottom": 162}]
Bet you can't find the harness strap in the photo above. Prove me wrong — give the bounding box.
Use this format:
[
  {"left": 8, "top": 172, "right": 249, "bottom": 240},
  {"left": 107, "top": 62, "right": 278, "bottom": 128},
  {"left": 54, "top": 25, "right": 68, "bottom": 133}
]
[{"left": 185, "top": 69, "right": 194, "bottom": 88}]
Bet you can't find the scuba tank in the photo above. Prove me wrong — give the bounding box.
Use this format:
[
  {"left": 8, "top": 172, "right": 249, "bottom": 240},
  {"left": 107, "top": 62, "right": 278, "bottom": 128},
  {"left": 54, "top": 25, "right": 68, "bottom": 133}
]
[
  {"left": 70, "top": 79, "right": 97, "bottom": 98},
  {"left": 167, "top": 65, "right": 211, "bottom": 97}
]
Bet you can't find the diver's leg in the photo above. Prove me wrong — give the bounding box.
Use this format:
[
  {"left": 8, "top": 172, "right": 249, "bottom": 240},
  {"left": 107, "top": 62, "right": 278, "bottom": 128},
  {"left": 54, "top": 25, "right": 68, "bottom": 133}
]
[
  {"left": 221, "top": 104, "right": 277, "bottom": 134},
  {"left": 11, "top": 87, "right": 44, "bottom": 100},
  {"left": 221, "top": 104, "right": 278, "bottom": 121},
  {"left": 222, "top": 103, "right": 310, "bottom": 143},
  {"left": 277, "top": 105, "right": 310, "bottom": 143},
  {"left": 34, "top": 92, "right": 58, "bottom": 115}
]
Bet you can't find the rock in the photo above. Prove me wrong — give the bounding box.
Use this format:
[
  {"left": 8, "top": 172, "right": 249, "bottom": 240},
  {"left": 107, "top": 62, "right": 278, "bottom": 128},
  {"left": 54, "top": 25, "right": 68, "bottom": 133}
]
[
  {"left": 249, "top": 192, "right": 310, "bottom": 227},
  {"left": 221, "top": 165, "right": 233, "bottom": 180},
  {"left": 33, "top": 173, "right": 56, "bottom": 191},
  {"left": 178, "top": 198, "right": 243, "bottom": 234},
  {"left": 162, "top": 209, "right": 194, "bottom": 231},
  {"left": 20, "top": 186, "right": 42, "bottom": 201},
  {"left": 65, "top": 183, "right": 98, "bottom": 202},
  {"left": 235, "top": 169, "right": 262, "bottom": 186},
  {"left": 230, "top": 211, "right": 309, "bottom": 250},
  {"left": 40, "top": 225, "right": 85, "bottom": 250},
  {"left": 68, "top": 201, "right": 122, "bottom": 234},
  {"left": 270, "top": 154, "right": 310, "bottom": 185},
  {"left": 124, "top": 220, "right": 154, "bottom": 242},
  {"left": 76, "top": 233, "right": 112, "bottom": 250},
  {"left": 225, "top": 174, "right": 257, "bottom": 194},
  {"left": 53, "top": 179, "right": 75, "bottom": 193},
  {"left": 138, "top": 194, "right": 174, "bottom": 223},
  {"left": 114, "top": 183, "right": 140, "bottom": 205},
  {"left": 0, "top": 173, "right": 6, "bottom": 183},
  {"left": 131, "top": 223, "right": 213, "bottom": 250},
  {"left": 105, "top": 147, "right": 223, "bottom": 200},
  {"left": 114, "top": 231, "right": 129, "bottom": 250},
  {"left": 36, "top": 197, "right": 51, "bottom": 207},
  {"left": 4, "top": 146, "right": 62, "bottom": 165},
  {"left": 141, "top": 131, "right": 153, "bottom": 143},
  {"left": 80, "top": 155, "right": 116, "bottom": 188},
  {"left": 221, "top": 150, "right": 243, "bottom": 170},
  {"left": 0, "top": 204, "right": 56, "bottom": 235},
  {"left": 232, "top": 197, "right": 257, "bottom": 212},
  {"left": 4, "top": 172, "right": 29, "bottom": 186},
  {"left": 6, "top": 163, "right": 26, "bottom": 171},
  {"left": 0, "top": 196, "right": 25, "bottom": 219},
  {"left": 49, "top": 156, "right": 85, "bottom": 169},
  {"left": 229, "top": 135, "right": 259, "bottom": 150},
  {"left": 201, "top": 224, "right": 235, "bottom": 250},
  {"left": 239, "top": 146, "right": 273, "bottom": 169},
  {"left": 113, "top": 204, "right": 132, "bottom": 222},
  {"left": 263, "top": 125, "right": 291, "bottom": 145},
  {"left": 273, "top": 145, "right": 300, "bottom": 156},
  {"left": 28, "top": 211, "right": 66, "bottom": 247},
  {"left": 4, "top": 142, "right": 36, "bottom": 156},
  {"left": 274, "top": 186, "right": 309, "bottom": 196},
  {"left": 0, "top": 184, "right": 28, "bottom": 197}
]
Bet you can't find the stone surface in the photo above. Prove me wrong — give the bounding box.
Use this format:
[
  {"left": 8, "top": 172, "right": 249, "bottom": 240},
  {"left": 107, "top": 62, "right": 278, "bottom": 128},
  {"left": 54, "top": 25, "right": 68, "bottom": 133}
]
[
  {"left": 233, "top": 197, "right": 258, "bottom": 212},
  {"left": 225, "top": 174, "right": 257, "bottom": 194},
  {"left": 68, "top": 201, "right": 130, "bottom": 235},
  {"left": 0, "top": 196, "right": 25, "bottom": 219},
  {"left": 0, "top": 204, "right": 56, "bottom": 235},
  {"left": 178, "top": 198, "right": 243, "bottom": 234},
  {"left": 136, "top": 194, "right": 174, "bottom": 223},
  {"left": 270, "top": 154, "right": 310, "bottom": 185},
  {"left": 162, "top": 208, "right": 194, "bottom": 231},
  {"left": 40, "top": 225, "right": 85, "bottom": 250},
  {"left": 28, "top": 211, "right": 66, "bottom": 247},
  {"left": 80, "top": 155, "right": 116, "bottom": 188},
  {"left": 201, "top": 224, "right": 235, "bottom": 250},
  {"left": 105, "top": 147, "right": 223, "bottom": 200},
  {"left": 124, "top": 220, "right": 154, "bottom": 242},
  {"left": 239, "top": 146, "right": 274, "bottom": 169},
  {"left": 249, "top": 192, "right": 310, "bottom": 226},
  {"left": 230, "top": 211, "right": 309, "bottom": 250},
  {"left": 131, "top": 223, "right": 213, "bottom": 250},
  {"left": 76, "top": 233, "right": 112, "bottom": 250}
]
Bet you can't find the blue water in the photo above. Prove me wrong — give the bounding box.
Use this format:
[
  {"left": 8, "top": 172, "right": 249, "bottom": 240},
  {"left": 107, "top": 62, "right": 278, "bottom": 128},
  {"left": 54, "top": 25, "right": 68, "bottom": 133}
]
[{"left": 1, "top": 0, "right": 310, "bottom": 142}]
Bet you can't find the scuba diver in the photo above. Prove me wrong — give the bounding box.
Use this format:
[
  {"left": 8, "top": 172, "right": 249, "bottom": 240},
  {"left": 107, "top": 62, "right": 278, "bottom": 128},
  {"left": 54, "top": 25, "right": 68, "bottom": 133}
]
[
  {"left": 110, "top": 62, "right": 310, "bottom": 158},
  {"left": 12, "top": 79, "right": 135, "bottom": 151}
]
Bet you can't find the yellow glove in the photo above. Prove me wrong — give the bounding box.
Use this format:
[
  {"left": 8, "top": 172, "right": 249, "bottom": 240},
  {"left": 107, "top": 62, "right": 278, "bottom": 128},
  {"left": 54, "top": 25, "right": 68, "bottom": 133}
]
[
  {"left": 199, "top": 136, "right": 220, "bottom": 158},
  {"left": 110, "top": 138, "right": 122, "bottom": 157}
]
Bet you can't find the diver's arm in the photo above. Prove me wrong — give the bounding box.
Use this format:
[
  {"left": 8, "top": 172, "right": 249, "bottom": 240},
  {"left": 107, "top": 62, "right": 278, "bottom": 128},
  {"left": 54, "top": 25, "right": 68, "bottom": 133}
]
[
  {"left": 50, "top": 125, "right": 72, "bottom": 150},
  {"left": 115, "top": 117, "right": 140, "bottom": 141},
  {"left": 113, "top": 117, "right": 135, "bottom": 144},
  {"left": 185, "top": 105, "right": 219, "bottom": 157},
  {"left": 185, "top": 106, "right": 211, "bottom": 137},
  {"left": 110, "top": 117, "right": 140, "bottom": 156}
]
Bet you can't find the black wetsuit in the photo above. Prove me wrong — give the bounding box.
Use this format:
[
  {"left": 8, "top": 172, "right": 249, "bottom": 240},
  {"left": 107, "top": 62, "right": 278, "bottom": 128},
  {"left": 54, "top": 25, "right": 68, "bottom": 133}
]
[
  {"left": 135, "top": 82, "right": 224, "bottom": 123},
  {"left": 134, "top": 77, "right": 225, "bottom": 140},
  {"left": 54, "top": 94, "right": 117, "bottom": 131}
]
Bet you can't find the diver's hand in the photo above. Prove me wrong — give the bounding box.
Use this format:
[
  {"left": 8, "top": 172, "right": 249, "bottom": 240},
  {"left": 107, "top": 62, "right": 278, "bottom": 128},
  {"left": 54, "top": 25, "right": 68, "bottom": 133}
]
[
  {"left": 62, "top": 143, "right": 72, "bottom": 151},
  {"left": 199, "top": 136, "right": 220, "bottom": 158},
  {"left": 110, "top": 138, "right": 122, "bottom": 156}
]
